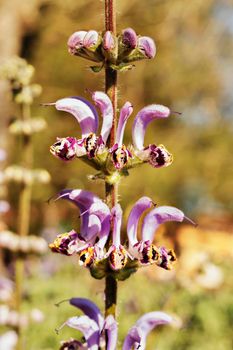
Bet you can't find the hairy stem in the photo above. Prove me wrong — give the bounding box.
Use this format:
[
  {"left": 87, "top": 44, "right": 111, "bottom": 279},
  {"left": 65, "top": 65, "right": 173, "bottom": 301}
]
[
  {"left": 104, "top": 0, "right": 118, "bottom": 321},
  {"left": 15, "top": 103, "right": 32, "bottom": 350}
]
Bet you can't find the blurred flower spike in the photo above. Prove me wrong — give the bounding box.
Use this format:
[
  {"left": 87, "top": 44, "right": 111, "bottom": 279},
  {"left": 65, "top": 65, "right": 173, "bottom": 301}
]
[
  {"left": 0, "top": 56, "right": 42, "bottom": 104},
  {"left": 67, "top": 28, "right": 156, "bottom": 71},
  {"left": 57, "top": 297, "right": 173, "bottom": 350},
  {"left": 49, "top": 190, "right": 194, "bottom": 278},
  {"left": 46, "top": 91, "right": 176, "bottom": 183}
]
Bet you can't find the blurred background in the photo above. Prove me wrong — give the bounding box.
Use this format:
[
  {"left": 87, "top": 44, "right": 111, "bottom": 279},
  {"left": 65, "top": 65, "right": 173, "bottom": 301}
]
[{"left": 0, "top": 0, "right": 233, "bottom": 349}]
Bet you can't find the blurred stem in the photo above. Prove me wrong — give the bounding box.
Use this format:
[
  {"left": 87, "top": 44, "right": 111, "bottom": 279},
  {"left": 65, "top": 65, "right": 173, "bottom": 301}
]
[
  {"left": 104, "top": 0, "right": 118, "bottom": 324},
  {"left": 15, "top": 102, "right": 33, "bottom": 350}
]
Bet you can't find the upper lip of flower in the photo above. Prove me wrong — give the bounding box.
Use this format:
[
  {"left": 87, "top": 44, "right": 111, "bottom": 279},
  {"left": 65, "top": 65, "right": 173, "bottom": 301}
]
[{"left": 55, "top": 189, "right": 111, "bottom": 252}]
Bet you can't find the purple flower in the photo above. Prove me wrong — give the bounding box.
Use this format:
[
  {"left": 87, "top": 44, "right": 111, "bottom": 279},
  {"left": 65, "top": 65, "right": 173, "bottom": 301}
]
[
  {"left": 49, "top": 189, "right": 111, "bottom": 265},
  {"left": 132, "top": 104, "right": 173, "bottom": 168},
  {"left": 58, "top": 298, "right": 117, "bottom": 350},
  {"left": 47, "top": 92, "right": 113, "bottom": 160},
  {"left": 127, "top": 197, "right": 194, "bottom": 269},
  {"left": 58, "top": 298, "right": 172, "bottom": 350}
]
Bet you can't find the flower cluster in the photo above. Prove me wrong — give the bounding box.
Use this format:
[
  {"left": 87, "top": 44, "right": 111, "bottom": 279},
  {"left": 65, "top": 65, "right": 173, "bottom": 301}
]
[
  {"left": 57, "top": 298, "right": 174, "bottom": 350},
  {"left": 49, "top": 190, "right": 194, "bottom": 279},
  {"left": 68, "top": 28, "right": 156, "bottom": 71},
  {"left": 46, "top": 91, "right": 174, "bottom": 184}
]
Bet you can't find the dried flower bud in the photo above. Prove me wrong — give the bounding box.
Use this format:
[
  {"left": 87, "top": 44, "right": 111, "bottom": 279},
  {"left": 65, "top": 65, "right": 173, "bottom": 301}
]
[
  {"left": 108, "top": 246, "right": 128, "bottom": 270},
  {"left": 50, "top": 137, "right": 79, "bottom": 161},
  {"left": 110, "top": 144, "right": 132, "bottom": 170},
  {"left": 138, "top": 36, "right": 156, "bottom": 59},
  {"left": 156, "top": 247, "right": 177, "bottom": 270},
  {"left": 139, "top": 144, "right": 173, "bottom": 168}
]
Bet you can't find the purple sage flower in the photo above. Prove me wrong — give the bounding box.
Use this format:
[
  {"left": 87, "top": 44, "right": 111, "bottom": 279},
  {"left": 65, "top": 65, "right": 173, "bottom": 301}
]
[
  {"left": 58, "top": 298, "right": 117, "bottom": 350},
  {"left": 47, "top": 92, "right": 113, "bottom": 160},
  {"left": 127, "top": 197, "right": 194, "bottom": 269},
  {"left": 49, "top": 189, "right": 111, "bottom": 266},
  {"left": 58, "top": 298, "right": 172, "bottom": 350},
  {"left": 132, "top": 104, "right": 173, "bottom": 168}
]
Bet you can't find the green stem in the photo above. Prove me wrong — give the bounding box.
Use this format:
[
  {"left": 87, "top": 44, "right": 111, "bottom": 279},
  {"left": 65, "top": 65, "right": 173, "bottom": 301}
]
[
  {"left": 15, "top": 102, "right": 33, "bottom": 350},
  {"left": 104, "top": 0, "right": 118, "bottom": 322}
]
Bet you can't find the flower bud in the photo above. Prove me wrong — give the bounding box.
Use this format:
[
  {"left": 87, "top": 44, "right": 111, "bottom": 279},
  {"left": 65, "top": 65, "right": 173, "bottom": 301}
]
[
  {"left": 122, "top": 28, "right": 137, "bottom": 49},
  {"left": 138, "top": 36, "right": 156, "bottom": 59},
  {"left": 83, "top": 30, "right": 99, "bottom": 49},
  {"left": 103, "top": 31, "right": 115, "bottom": 51},
  {"left": 67, "top": 31, "right": 87, "bottom": 54}
]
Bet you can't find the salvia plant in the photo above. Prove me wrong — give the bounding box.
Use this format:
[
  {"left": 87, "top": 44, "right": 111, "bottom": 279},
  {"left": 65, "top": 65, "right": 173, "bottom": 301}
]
[
  {"left": 44, "top": 2, "right": 196, "bottom": 350},
  {"left": 0, "top": 57, "right": 50, "bottom": 350},
  {"left": 48, "top": 1, "right": 194, "bottom": 349}
]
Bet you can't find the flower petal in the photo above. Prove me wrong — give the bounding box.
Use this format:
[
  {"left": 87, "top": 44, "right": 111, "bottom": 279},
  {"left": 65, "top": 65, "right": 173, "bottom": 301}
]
[
  {"left": 91, "top": 91, "right": 113, "bottom": 143},
  {"left": 55, "top": 97, "right": 99, "bottom": 138},
  {"left": 123, "top": 312, "right": 172, "bottom": 350},
  {"left": 64, "top": 315, "right": 100, "bottom": 350},
  {"left": 116, "top": 102, "right": 133, "bottom": 146},
  {"left": 69, "top": 298, "right": 104, "bottom": 330},
  {"left": 104, "top": 315, "right": 118, "bottom": 350},
  {"left": 141, "top": 206, "right": 185, "bottom": 242},
  {"left": 132, "top": 105, "right": 170, "bottom": 150},
  {"left": 111, "top": 204, "right": 123, "bottom": 247},
  {"left": 127, "top": 197, "right": 153, "bottom": 247}
]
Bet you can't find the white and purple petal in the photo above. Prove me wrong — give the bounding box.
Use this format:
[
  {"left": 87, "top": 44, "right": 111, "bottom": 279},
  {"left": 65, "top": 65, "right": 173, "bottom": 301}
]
[
  {"left": 116, "top": 102, "right": 133, "bottom": 146},
  {"left": 132, "top": 104, "right": 170, "bottom": 150},
  {"left": 64, "top": 315, "right": 100, "bottom": 350},
  {"left": 141, "top": 206, "right": 185, "bottom": 242},
  {"left": 104, "top": 315, "right": 118, "bottom": 350},
  {"left": 127, "top": 197, "right": 153, "bottom": 247},
  {"left": 55, "top": 97, "right": 99, "bottom": 138},
  {"left": 123, "top": 311, "right": 172, "bottom": 350},
  {"left": 69, "top": 297, "right": 104, "bottom": 330},
  {"left": 91, "top": 91, "right": 113, "bottom": 143}
]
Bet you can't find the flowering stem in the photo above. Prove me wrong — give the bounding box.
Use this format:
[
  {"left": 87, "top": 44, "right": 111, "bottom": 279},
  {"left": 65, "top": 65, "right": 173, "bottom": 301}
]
[
  {"left": 15, "top": 103, "right": 32, "bottom": 350},
  {"left": 104, "top": 0, "right": 118, "bottom": 321}
]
